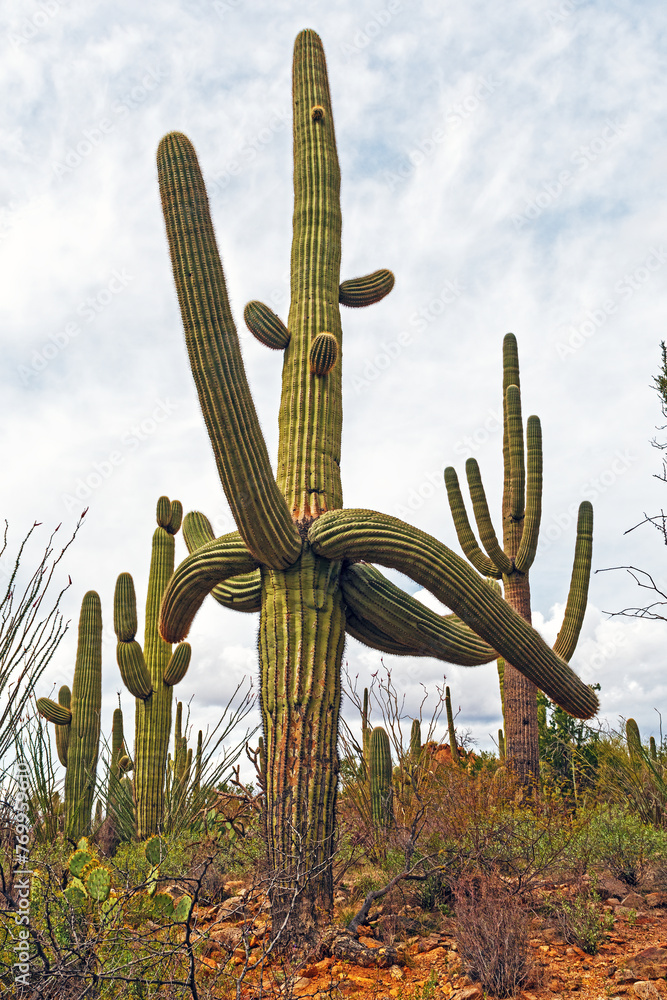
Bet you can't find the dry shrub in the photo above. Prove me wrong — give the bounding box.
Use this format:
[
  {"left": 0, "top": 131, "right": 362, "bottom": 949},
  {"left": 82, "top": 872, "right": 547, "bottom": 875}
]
[{"left": 454, "top": 871, "right": 534, "bottom": 997}]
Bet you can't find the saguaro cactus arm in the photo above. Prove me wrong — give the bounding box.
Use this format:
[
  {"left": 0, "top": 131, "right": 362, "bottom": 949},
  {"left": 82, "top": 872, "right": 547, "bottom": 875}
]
[
  {"left": 157, "top": 132, "right": 302, "bottom": 568},
  {"left": 182, "top": 511, "right": 261, "bottom": 612},
  {"left": 514, "top": 415, "right": 543, "bottom": 573},
  {"left": 444, "top": 467, "right": 501, "bottom": 579},
  {"left": 339, "top": 269, "right": 394, "bottom": 308},
  {"left": 309, "top": 509, "right": 598, "bottom": 718},
  {"left": 160, "top": 531, "right": 259, "bottom": 642},
  {"left": 340, "top": 563, "right": 496, "bottom": 665},
  {"left": 465, "top": 459, "right": 513, "bottom": 574},
  {"left": 553, "top": 501, "right": 594, "bottom": 662}
]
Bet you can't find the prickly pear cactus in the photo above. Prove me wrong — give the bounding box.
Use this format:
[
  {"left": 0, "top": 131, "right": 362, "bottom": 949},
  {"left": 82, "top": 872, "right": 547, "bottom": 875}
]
[{"left": 156, "top": 29, "right": 598, "bottom": 945}]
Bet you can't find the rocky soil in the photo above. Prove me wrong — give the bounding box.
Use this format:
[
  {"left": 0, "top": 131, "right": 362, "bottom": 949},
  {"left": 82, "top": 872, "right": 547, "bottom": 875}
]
[{"left": 189, "top": 877, "right": 667, "bottom": 999}]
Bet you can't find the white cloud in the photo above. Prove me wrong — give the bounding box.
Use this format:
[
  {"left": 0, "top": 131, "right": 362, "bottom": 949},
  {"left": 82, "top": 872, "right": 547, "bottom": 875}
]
[{"left": 2, "top": 0, "right": 667, "bottom": 771}]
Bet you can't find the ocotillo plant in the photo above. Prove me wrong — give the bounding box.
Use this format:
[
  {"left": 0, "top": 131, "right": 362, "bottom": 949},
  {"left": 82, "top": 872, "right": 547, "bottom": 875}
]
[
  {"left": 37, "top": 591, "right": 102, "bottom": 841},
  {"left": 114, "top": 498, "right": 192, "bottom": 838},
  {"left": 445, "top": 334, "right": 594, "bottom": 788},
  {"left": 156, "top": 30, "right": 598, "bottom": 945}
]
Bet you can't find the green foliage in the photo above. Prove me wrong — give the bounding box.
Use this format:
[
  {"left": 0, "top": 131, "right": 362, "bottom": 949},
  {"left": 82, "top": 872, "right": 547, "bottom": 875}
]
[
  {"left": 537, "top": 686, "right": 602, "bottom": 799},
  {"left": 546, "top": 882, "right": 613, "bottom": 954}
]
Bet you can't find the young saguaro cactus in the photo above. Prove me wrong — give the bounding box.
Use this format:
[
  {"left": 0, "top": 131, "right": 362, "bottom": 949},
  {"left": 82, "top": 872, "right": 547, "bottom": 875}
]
[
  {"left": 444, "top": 334, "right": 594, "bottom": 788},
  {"left": 37, "top": 592, "right": 102, "bottom": 841},
  {"left": 370, "top": 726, "right": 393, "bottom": 833},
  {"left": 114, "top": 498, "right": 191, "bottom": 839},
  {"left": 156, "top": 30, "right": 597, "bottom": 946}
]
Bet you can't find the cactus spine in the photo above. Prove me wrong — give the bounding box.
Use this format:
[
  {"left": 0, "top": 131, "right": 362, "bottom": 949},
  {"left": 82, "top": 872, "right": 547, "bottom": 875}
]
[
  {"left": 445, "top": 335, "right": 594, "bottom": 788},
  {"left": 113, "top": 498, "right": 191, "bottom": 838},
  {"left": 156, "top": 30, "right": 597, "bottom": 945},
  {"left": 370, "top": 726, "right": 393, "bottom": 832},
  {"left": 37, "top": 592, "right": 102, "bottom": 841}
]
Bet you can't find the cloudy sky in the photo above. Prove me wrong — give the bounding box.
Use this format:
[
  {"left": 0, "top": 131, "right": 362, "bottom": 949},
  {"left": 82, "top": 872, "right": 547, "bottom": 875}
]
[{"left": 3, "top": 0, "right": 667, "bottom": 773}]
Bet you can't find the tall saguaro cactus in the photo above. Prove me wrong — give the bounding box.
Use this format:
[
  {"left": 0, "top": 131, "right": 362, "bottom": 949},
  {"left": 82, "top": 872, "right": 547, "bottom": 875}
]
[
  {"left": 37, "top": 591, "right": 102, "bottom": 841},
  {"left": 444, "top": 334, "right": 594, "bottom": 787},
  {"left": 114, "top": 498, "right": 192, "bottom": 838},
  {"left": 156, "top": 30, "right": 597, "bottom": 946}
]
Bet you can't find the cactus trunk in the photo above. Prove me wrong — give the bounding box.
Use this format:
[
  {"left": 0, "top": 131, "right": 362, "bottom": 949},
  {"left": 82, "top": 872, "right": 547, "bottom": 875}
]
[{"left": 259, "top": 547, "right": 345, "bottom": 933}]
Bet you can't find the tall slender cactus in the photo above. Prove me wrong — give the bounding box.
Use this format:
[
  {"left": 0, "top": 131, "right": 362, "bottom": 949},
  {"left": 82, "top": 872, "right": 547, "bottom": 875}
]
[
  {"left": 445, "top": 334, "right": 594, "bottom": 788},
  {"left": 113, "top": 498, "right": 191, "bottom": 838},
  {"left": 37, "top": 591, "right": 102, "bottom": 841},
  {"left": 156, "top": 30, "right": 597, "bottom": 946}
]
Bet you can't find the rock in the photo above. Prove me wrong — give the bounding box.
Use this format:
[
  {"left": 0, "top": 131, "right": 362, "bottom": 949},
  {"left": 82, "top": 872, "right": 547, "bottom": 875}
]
[
  {"left": 633, "top": 983, "right": 662, "bottom": 1000},
  {"left": 452, "top": 987, "right": 483, "bottom": 1000},
  {"left": 210, "top": 925, "right": 243, "bottom": 950},
  {"left": 600, "top": 876, "right": 634, "bottom": 899},
  {"left": 329, "top": 932, "right": 402, "bottom": 968},
  {"left": 608, "top": 898, "right": 622, "bottom": 906},
  {"left": 218, "top": 895, "right": 245, "bottom": 915},
  {"left": 390, "top": 965, "right": 404, "bottom": 980},
  {"left": 417, "top": 934, "right": 441, "bottom": 953},
  {"left": 358, "top": 935, "right": 381, "bottom": 949},
  {"left": 646, "top": 892, "right": 667, "bottom": 908},
  {"left": 622, "top": 893, "right": 646, "bottom": 909},
  {"left": 624, "top": 947, "right": 667, "bottom": 980}
]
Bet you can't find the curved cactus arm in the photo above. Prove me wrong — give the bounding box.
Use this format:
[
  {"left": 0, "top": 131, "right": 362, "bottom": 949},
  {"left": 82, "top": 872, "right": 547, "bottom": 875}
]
[
  {"left": 244, "top": 301, "right": 290, "bottom": 350},
  {"left": 163, "top": 642, "right": 191, "bottom": 686},
  {"left": 341, "top": 563, "right": 496, "bottom": 665},
  {"left": 444, "top": 467, "right": 501, "bottom": 579},
  {"left": 157, "top": 131, "right": 301, "bottom": 569},
  {"left": 182, "top": 510, "right": 262, "bottom": 612},
  {"left": 344, "top": 608, "right": 421, "bottom": 655},
  {"left": 160, "top": 531, "right": 258, "bottom": 643},
  {"left": 506, "top": 385, "right": 526, "bottom": 521},
  {"left": 308, "top": 509, "right": 599, "bottom": 719},
  {"left": 339, "top": 269, "right": 394, "bottom": 308},
  {"left": 465, "top": 459, "right": 513, "bottom": 575},
  {"left": 553, "top": 501, "right": 594, "bottom": 662},
  {"left": 37, "top": 696, "right": 72, "bottom": 726},
  {"left": 514, "top": 415, "right": 542, "bottom": 573}
]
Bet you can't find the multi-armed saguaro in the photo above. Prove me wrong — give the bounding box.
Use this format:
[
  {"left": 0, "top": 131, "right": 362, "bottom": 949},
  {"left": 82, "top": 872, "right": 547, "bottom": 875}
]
[
  {"left": 113, "top": 497, "right": 191, "bottom": 839},
  {"left": 156, "top": 29, "right": 598, "bottom": 947},
  {"left": 37, "top": 591, "right": 102, "bottom": 841},
  {"left": 444, "top": 334, "right": 593, "bottom": 786}
]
